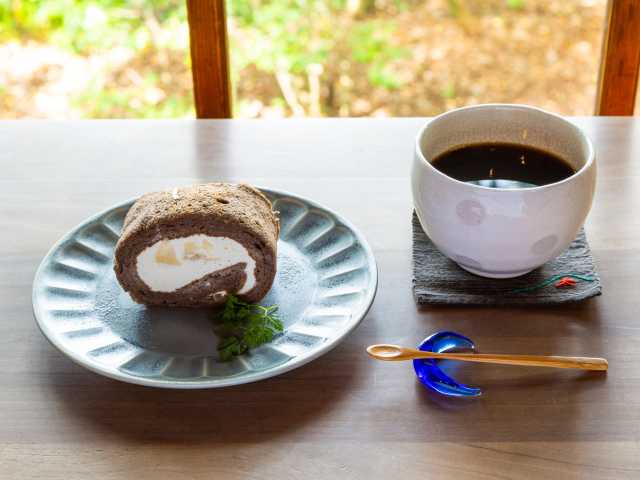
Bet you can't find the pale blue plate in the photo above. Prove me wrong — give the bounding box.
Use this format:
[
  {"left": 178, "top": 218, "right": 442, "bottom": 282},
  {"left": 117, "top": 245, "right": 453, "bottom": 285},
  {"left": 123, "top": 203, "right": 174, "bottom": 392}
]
[{"left": 33, "top": 188, "right": 377, "bottom": 388}]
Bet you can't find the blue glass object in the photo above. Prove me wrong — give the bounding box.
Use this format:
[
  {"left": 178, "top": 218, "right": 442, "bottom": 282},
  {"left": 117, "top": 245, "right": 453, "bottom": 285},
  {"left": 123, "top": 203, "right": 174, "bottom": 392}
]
[{"left": 413, "top": 331, "right": 482, "bottom": 397}]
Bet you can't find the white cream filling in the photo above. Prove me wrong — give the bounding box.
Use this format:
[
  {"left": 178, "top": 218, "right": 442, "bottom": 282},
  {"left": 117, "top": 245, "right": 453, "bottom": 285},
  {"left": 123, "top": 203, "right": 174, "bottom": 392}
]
[{"left": 136, "top": 234, "right": 256, "bottom": 294}]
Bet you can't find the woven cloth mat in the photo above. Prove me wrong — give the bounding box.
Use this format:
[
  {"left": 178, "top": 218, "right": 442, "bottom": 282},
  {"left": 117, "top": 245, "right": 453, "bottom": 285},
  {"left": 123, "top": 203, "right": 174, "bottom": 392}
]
[{"left": 412, "top": 213, "right": 602, "bottom": 306}]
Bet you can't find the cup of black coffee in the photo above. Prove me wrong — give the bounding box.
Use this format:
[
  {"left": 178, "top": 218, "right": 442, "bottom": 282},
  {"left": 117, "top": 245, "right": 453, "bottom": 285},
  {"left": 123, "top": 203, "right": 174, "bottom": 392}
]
[{"left": 411, "top": 104, "right": 596, "bottom": 278}]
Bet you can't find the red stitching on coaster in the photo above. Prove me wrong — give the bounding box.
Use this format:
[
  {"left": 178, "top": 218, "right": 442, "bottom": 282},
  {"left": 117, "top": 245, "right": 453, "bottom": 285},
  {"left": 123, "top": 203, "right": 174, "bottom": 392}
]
[{"left": 555, "top": 277, "right": 578, "bottom": 288}]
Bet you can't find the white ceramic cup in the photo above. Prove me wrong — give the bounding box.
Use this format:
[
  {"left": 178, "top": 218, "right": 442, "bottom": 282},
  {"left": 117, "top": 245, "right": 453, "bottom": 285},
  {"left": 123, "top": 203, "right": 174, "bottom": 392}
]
[{"left": 411, "top": 104, "right": 596, "bottom": 279}]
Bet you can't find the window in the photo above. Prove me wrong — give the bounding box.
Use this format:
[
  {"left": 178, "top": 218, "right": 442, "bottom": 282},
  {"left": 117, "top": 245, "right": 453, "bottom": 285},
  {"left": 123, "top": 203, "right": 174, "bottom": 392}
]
[{"left": 0, "top": 0, "right": 611, "bottom": 118}]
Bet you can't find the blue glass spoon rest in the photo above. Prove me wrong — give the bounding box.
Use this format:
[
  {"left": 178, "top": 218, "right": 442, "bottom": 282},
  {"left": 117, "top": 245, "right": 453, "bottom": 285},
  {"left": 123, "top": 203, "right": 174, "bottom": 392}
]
[{"left": 413, "top": 331, "right": 482, "bottom": 397}]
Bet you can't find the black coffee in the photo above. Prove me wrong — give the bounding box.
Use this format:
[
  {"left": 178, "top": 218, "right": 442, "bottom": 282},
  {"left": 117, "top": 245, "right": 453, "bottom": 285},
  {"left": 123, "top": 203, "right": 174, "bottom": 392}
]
[{"left": 431, "top": 143, "right": 575, "bottom": 189}]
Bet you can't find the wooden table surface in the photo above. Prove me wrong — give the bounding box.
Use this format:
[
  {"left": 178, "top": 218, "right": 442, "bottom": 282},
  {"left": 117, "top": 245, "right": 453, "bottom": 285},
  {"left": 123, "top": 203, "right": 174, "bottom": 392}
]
[{"left": 1, "top": 118, "right": 639, "bottom": 479}]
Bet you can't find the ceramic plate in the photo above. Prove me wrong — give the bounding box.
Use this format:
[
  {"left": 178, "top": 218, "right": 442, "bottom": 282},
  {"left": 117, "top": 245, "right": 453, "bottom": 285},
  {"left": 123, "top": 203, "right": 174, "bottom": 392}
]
[{"left": 33, "top": 188, "right": 377, "bottom": 388}]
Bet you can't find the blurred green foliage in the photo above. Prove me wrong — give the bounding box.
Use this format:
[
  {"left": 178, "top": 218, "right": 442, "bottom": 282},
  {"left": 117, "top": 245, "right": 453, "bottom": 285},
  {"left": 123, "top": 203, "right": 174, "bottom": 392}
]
[
  {"left": 506, "top": 0, "right": 525, "bottom": 10},
  {"left": 229, "top": 0, "right": 408, "bottom": 115},
  {"left": 1, "top": 0, "right": 193, "bottom": 117},
  {"left": 1, "top": 0, "right": 409, "bottom": 117},
  {"left": 1, "top": 0, "right": 187, "bottom": 51}
]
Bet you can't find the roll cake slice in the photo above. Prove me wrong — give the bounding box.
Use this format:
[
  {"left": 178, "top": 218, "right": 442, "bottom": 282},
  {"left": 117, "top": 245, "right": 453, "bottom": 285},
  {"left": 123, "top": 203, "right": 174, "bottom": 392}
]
[{"left": 114, "top": 183, "right": 279, "bottom": 307}]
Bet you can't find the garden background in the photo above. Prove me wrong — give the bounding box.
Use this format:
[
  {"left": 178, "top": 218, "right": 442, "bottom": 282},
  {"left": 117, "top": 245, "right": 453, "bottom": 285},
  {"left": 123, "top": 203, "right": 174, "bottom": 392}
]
[{"left": 0, "top": 0, "right": 607, "bottom": 118}]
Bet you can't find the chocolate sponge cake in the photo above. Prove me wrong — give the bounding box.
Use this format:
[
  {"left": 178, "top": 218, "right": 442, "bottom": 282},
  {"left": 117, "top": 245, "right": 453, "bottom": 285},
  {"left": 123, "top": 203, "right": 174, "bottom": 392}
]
[{"left": 114, "top": 183, "right": 279, "bottom": 307}]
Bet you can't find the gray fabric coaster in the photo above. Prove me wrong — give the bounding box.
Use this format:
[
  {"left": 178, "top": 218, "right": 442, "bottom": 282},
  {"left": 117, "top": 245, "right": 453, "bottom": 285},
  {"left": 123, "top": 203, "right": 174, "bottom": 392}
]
[{"left": 412, "top": 213, "right": 602, "bottom": 306}]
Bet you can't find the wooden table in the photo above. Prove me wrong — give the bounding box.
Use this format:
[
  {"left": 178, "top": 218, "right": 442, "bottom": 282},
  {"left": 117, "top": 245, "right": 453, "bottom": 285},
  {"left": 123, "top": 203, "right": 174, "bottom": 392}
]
[{"left": 2, "top": 118, "right": 639, "bottom": 479}]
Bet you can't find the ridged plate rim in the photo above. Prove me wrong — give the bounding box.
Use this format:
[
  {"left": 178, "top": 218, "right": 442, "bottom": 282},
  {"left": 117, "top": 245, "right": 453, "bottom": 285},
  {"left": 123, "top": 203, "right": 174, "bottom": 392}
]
[{"left": 32, "top": 187, "right": 378, "bottom": 389}]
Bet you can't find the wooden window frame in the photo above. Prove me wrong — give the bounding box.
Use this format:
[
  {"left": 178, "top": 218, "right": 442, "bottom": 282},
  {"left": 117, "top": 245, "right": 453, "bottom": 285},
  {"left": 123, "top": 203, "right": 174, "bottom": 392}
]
[
  {"left": 186, "top": 0, "right": 232, "bottom": 118},
  {"left": 597, "top": 0, "right": 640, "bottom": 115}
]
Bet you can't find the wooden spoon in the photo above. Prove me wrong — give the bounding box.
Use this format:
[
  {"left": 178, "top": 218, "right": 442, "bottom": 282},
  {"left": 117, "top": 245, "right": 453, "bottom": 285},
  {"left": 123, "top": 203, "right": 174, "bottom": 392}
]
[{"left": 366, "top": 344, "right": 608, "bottom": 371}]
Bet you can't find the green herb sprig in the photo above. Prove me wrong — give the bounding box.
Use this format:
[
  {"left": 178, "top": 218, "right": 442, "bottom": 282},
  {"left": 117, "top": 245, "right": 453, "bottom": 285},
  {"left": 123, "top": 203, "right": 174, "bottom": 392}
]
[{"left": 215, "top": 295, "right": 284, "bottom": 361}]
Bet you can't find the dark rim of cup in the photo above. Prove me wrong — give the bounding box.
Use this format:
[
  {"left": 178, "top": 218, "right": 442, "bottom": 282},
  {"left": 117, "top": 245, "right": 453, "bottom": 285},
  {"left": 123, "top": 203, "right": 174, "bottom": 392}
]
[{"left": 414, "top": 104, "right": 596, "bottom": 193}]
